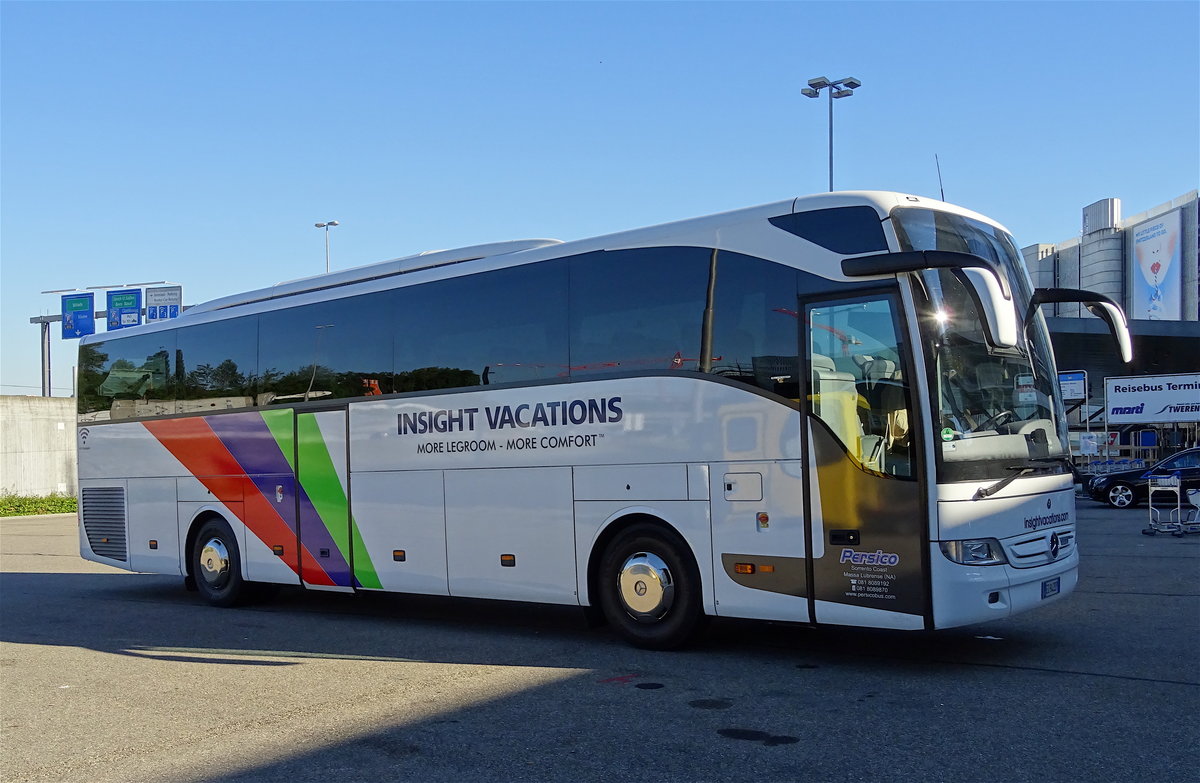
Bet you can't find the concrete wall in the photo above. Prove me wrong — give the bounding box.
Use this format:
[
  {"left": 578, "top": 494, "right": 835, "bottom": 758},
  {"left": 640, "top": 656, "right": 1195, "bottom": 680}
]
[
  {"left": 0, "top": 396, "right": 76, "bottom": 496},
  {"left": 1079, "top": 228, "right": 1125, "bottom": 305},
  {"left": 1055, "top": 241, "right": 1083, "bottom": 317}
]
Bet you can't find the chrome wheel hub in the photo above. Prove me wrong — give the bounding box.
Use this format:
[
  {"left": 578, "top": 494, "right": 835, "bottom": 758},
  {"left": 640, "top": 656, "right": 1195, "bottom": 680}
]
[
  {"left": 199, "top": 537, "right": 231, "bottom": 587},
  {"left": 617, "top": 551, "right": 674, "bottom": 622}
]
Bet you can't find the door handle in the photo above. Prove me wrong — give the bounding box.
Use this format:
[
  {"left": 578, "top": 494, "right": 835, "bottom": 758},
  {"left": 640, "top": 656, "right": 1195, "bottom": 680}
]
[{"left": 829, "top": 529, "right": 860, "bottom": 546}]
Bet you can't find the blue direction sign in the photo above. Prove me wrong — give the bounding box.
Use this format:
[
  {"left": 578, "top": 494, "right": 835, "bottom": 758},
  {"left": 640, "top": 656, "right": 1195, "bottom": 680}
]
[
  {"left": 61, "top": 293, "right": 95, "bottom": 339},
  {"left": 1058, "top": 370, "right": 1088, "bottom": 401},
  {"left": 106, "top": 289, "right": 142, "bottom": 331},
  {"left": 145, "top": 285, "right": 182, "bottom": 323}
]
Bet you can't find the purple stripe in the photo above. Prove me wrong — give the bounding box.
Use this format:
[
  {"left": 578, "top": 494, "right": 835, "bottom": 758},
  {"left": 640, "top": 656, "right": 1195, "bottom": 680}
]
[
  {"left": 206, "top": 412, "right": 293, "bottom": 477},
  {"left": 297, "top": 491, "right": 352, "bottom": 587}
]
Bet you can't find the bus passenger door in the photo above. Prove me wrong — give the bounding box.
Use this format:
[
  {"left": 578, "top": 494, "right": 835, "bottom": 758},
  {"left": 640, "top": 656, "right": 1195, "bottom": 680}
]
[
  {"left": 294, "top": 409, "right": 379, "bottom": 591},
  {"left": 803, "top": 294, "right": 929, "bottom": 630}
]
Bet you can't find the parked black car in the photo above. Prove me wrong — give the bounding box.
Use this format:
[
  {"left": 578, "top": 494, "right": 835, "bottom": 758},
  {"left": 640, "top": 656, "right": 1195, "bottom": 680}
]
[{"left": 1086, "top": 447, "right": 1200, "bottom": 508}]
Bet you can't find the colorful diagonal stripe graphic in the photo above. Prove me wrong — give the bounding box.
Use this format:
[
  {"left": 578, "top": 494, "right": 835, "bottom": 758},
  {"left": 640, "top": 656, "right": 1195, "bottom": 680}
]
[
  {"left": 145, "top": 412, "right": 344, "bottom": 587},
  {"left": 296, "top": 413, "right": 381, "bottom": 590}
]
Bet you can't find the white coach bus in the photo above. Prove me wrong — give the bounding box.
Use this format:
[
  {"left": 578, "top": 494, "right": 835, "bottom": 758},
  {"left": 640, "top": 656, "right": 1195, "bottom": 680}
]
[{"left": 76, "top": 191, "right": 1131, "bottom": 649}]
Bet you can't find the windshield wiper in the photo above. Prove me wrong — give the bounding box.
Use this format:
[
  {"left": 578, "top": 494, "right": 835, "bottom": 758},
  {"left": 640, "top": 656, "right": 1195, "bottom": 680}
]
[
  {"left": 974, "top": 466, "right": 1036, "bottom": 499},
  {"left": 1029, "top": 455, "right": 1081, "bottom": 481},
  {"left": 974, "top": 457, "right": 1074, "bottom": 500}
]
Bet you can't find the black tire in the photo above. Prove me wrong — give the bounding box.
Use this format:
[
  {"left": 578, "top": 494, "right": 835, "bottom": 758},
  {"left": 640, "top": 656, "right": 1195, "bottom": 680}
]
[
  {"left": 597, "top": 523, "right": 707, "bottom": 650},
  {"left": 1106, "top": 483, "right": 1137, "bottom": 509},
  {"left": 191, "top": 517, "right": 249, "bottom": 607}
]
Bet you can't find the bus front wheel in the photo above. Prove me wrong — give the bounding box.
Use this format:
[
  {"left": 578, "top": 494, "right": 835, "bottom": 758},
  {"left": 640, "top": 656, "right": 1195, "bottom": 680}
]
[
  {"left": 191, "top": 517, "right": 249, "bottom": 607},
  {"left": 598, "top": 524, "right": 706, "bottom": 650}
]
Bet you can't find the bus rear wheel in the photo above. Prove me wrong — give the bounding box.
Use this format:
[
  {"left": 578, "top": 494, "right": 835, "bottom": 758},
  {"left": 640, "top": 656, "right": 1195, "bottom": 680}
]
[
  {"left": 192, "top": 517, "right": 249, "bottom": 607},
  {"left": 598, "top": 524, "right": 706, "bottom": 650}
]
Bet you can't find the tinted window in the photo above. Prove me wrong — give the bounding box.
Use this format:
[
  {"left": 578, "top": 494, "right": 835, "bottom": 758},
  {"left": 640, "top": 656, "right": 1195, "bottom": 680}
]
[
  {"left": 78, "top": 331, "right": 177, "bottom": 420},
  {"left": 769, "top": 206, "right": 888, "bottom": 255},
  {"left": 569, "top": 248, "right": 710, "bottom": 377},
  {"left": 177, "top": 316, "right": 259, "bottom": 407},
  {"left": 394, "top": 261, "right": 568, "bottom": 392},
  {"left": 1163, "top": 452, "right": 1200, "bottom": 470},
  {"left": 259, "top": 290, "right": 395, "bottom": 404},
  {"left": 707, "top": 252, "right": 801, "bottom": 397}
]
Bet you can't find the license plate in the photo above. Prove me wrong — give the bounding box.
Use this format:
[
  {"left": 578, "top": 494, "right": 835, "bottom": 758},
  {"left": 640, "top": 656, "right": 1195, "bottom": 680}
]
[{"left": 1041, "top": 577, "right": 1061, "bottom": 599}]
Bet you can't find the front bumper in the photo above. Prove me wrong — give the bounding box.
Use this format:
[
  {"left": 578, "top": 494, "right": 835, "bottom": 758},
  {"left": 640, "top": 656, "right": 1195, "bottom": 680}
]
[{"left": 930, "top": 544, "right": 1078, "bottom": 629}]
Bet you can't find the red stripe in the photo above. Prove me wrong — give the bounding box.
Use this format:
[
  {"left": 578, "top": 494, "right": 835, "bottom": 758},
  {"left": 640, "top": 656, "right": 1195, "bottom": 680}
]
[{"left": 144, "top": 418, "right": 335, "bottom": 585}]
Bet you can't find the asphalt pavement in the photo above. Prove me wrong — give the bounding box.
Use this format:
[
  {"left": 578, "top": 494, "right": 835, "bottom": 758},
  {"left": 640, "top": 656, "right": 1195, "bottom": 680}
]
[{"left": 1, "top": 500, "right": 1196, "bottom": 783}]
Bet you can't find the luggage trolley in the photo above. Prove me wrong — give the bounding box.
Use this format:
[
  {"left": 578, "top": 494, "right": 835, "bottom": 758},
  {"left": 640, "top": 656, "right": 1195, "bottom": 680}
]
[
  {"left": 1142, "top": 472, "right": 1182, "bottom": 536},
  {"left": 1178, "top": 489, "right": 1200, "bottom": 537}
]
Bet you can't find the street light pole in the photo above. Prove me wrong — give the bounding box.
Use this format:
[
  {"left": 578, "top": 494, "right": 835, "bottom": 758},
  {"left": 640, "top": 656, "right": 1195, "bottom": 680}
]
[
  {"left": 802, "top": 76, "right": 862, "bottom": 192},
  {"left": 315, "top": 221, "right": 340, "bottom": 273},
  {"left": 827, "top": 85, "right": 835, "bottom": 193}
]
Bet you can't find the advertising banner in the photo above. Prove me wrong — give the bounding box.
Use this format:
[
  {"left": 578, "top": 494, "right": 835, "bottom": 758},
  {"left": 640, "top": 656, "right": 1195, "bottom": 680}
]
[
  {"left": 61, "top": 292, "right": 95, "bottom": 339},
  {"left": 1130, "top": 210, "right": 1183, "bottom": 320},
  {"left": 1105, "top": 373, "right": 1200, "bottom": 425}
]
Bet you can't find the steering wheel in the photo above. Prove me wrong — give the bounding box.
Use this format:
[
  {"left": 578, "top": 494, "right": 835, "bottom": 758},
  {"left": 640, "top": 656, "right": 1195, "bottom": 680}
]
[{"left": 972, "top": 410, "right": 1014, "bottom": 432}]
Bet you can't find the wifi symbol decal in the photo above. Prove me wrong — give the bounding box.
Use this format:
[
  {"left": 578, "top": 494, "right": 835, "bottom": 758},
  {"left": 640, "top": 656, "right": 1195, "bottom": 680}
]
[{"left": 79, "top": 428, "right": 90, "bottom": 446}]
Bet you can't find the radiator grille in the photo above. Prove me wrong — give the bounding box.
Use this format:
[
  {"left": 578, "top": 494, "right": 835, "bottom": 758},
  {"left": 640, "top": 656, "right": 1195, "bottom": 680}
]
[{"left": 81, "top": 487, "right": 127, "bottom": 562}]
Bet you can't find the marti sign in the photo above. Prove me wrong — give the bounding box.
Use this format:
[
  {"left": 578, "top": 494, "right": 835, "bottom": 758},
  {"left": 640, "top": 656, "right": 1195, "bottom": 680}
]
[{"left": 1105, "top": 373, "right": 1200, "bottom": 425}]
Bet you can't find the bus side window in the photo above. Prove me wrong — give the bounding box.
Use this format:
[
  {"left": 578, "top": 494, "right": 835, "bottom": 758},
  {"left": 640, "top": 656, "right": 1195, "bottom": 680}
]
[
  {"left": 569, "top": 248, "right": 709, "bottom": 377},
  {"left": 708, "top": 251, "right": 801, "bottom": 395}
]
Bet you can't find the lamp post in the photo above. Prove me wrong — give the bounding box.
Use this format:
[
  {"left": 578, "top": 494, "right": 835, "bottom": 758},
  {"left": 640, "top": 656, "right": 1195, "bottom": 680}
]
[
  {"left": 801, "top": 76, "right": 862, "bottom": 192},
  {"left": 315, "top": 221, "right": 340, "bottom": 273}
]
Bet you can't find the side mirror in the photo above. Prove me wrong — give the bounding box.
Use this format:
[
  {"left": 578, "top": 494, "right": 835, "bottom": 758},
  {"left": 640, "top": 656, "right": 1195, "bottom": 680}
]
[
  {"left": 958, "top": 268, "right": 1018, "bottom": 348},
  {"left": 1025, "top": 288, "right": 1133, "bottom": 363},
  {"left": 842, "top": 250, "right": 1016, "bottom": 348}
]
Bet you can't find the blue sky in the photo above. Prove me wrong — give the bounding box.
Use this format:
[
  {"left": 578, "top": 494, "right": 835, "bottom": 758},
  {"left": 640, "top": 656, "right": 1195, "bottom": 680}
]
[{"left": 2, "top": 1, "right": 1197, "bottom": 396}]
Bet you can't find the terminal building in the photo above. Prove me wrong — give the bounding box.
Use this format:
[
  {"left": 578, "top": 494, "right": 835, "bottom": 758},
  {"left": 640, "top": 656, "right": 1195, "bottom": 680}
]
[{"left": 1022, "top": 190, "right": 1199, "bottom": 457}]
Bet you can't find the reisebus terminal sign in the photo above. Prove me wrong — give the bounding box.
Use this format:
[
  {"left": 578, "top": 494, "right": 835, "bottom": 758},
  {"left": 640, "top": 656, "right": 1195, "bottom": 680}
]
[{"left": 1105, "top": 373, "right": 1200, "bottom": 425}]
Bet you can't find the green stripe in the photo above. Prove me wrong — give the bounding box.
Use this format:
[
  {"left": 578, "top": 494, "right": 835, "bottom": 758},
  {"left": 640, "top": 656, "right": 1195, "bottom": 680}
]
[
  {"left": 295, "top": 413, "right": 382, "bottom": 589},
  {"left": 260, "top": 409, "right": 296, "bottom": 473},
  {"left": 350, "top": 520, "right": 379, "bottom": 589}
]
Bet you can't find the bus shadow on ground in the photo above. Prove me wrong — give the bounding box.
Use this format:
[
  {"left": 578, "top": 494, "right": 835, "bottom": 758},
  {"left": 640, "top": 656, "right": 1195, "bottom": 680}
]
[
  {"left": 3, "top": 570, "right": 1194, "bottom": 783},
  {"left": 0, "top": 569, "right": 1057, "bottom": 671}
]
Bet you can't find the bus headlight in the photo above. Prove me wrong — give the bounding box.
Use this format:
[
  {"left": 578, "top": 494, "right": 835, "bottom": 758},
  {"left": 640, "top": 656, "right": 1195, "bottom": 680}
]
[{"left": 939, "top": 538, "right": 1007, "bottom": 565}]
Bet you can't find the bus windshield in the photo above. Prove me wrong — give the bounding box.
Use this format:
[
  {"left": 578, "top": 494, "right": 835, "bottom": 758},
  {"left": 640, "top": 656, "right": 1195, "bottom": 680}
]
[{"left": 892, "top": 207, "right": 1069, "bottom": 482}]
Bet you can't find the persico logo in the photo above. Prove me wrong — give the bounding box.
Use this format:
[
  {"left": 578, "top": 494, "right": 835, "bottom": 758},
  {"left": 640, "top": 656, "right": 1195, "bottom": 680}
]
[{"left": 839, "top": 549, "right": 900, "bottom": 566}]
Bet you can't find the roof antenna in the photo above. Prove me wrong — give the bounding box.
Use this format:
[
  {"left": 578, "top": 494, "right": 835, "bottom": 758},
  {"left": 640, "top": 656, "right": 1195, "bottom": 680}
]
[{"left": 935, "top": 154, "right": 946, "bottom": 201}]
